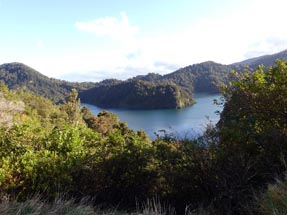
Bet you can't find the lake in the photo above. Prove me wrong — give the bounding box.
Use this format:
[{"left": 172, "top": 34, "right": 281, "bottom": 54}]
[{"left": 82, "top": 93, "right": 223, "bottom": 139}]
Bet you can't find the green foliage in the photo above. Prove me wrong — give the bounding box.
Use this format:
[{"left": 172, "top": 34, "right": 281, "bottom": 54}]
[
  {"left": 72, "top": 128, "right": 157, "bottom": 207},
  {"left": 0, "top": 62, "right": 195, "bottom": 109},
  {"left": 80, "top": 61, "right": 237, "bottom": 109},
  {"left": 1, "top": 61, "right": 287, "bottom": 214},
  {"left": 83, "top": 110, "right": 120, "bottom": 134},
  {"left": 219, "top": 60, "right": 287, "bottom": 161},
  {"left": 80, "top": 80, "right": 194, "bottom": 109},
  {"left": 0, "top": 87, "right": 158, "bottom": 209},
  {"left": 163, "top": 61, "right": 235, "bottom": 94},
  {"left": 204, "top": 60, "right": 287, "bottom": 214},
  {"left": 0, "top": 81, "right": 10, "bottom": 94},
  {"left": 0, "top": 62, "right": 95, "bottom": 103},
  {"left": 61, "top": 89, "right": 85, "bottom": 125},
  {"left": 256, "top": 175, "right": 287, "bottom": 215}
]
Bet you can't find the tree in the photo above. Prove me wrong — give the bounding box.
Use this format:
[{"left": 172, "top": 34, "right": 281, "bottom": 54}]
[
  {"left": 208, "top": 60, "right": 287, "bottom": 214},
  {"left": 219, "top": 60, "right": 287, "bottom": 154},
  {"left": 61, "top": 89, "right": 84, "bottom": 125}
]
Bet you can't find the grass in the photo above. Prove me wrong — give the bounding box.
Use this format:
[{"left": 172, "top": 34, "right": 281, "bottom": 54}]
[
  {"left": 0, "top": 195, "right": 210, "bottom": 215},
  {"left": 0, "top": 196, "right": 97, "bottom": 215},
  {"left": 256, "top": 176, "right": 287, "bottom": 215}
]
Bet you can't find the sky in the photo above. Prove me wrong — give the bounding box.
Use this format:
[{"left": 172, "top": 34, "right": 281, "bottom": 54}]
[{"left": 1, "top": 0, "right": 287, "bottom": 82}]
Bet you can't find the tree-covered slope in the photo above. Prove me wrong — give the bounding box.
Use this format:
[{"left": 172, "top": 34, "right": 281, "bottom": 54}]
[
  {"left": 0, "top": 63, "right": 195, "bottom": 109},
  {"left": 159, "top": 49, "right": 287, "bottom": 94},
  {"left": 0, "top": 62, "right": 95, "bottom": 103},
  {"left": 163, "top": 61, "right": 238, "bottom": 93},
  {"left": 80, "top": 79, "right": 194, "bottom": 109},
  {"left": 1, "top": 48, "right": 287, "bottom": 109},
  {"left": 233, "top": 49, "right": 287, "bottom": 68},
  {"left": 130, "top": 61, "right": 238, "bottom": 96}
]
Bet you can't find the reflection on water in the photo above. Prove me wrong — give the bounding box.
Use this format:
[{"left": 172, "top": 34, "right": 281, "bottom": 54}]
[{"left": 82, "top": 93, "right": 223, "bottom": 139}]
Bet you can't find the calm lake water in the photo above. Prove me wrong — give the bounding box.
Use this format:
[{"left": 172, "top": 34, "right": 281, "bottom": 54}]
[{"left": 82, "top": 93, "right": 223, "bottom": 139}]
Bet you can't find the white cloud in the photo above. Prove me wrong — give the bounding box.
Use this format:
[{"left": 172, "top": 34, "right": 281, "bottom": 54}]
[
  {"left": 133, "top": 0, "right": 287, "bottom": 66},
  {"left": 31, "top": 3, "right": 287, "bottom": 82},
  {"left": 75, "top": 12, "right": 139, "bottom": 42}
]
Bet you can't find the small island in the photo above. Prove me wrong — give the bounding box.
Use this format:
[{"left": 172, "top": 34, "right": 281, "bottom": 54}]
[{"left": 79, "top": 79, "right": 195, "bottom": 109}]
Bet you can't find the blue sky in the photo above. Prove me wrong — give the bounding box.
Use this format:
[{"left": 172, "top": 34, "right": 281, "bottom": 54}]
[{"left": 1, "top": 0, "right": 287, "bottom": 81}]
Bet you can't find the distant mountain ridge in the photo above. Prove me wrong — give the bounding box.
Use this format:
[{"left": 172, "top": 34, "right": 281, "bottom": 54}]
[
  {"left": 1, "top": 49, "right": 287, "bottom": 109},
  {"left": 131, "top": 61, "right": 237, "bottom": 94},
  {"left": 233, "top": 49, "right": 287, "bottom": 68}
]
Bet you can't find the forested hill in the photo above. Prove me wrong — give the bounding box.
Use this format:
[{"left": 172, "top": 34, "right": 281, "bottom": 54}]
[
  {"left": 81, "top": 61, "right": 234, "bottom": 108},
  {"left": 232, "top": 49, "right": 287, "bottom": 68},
  {"left": 0, "top": 63, "right": 194, "bottom": 109},
  {"left": 132, "top": 49, "right": 287, "bottom": 94},
  {"left": 163, "top": 61, "right": 239, "bottom": 93},
  {"left": 0, "top": 63, "right": 95, "bottom": 103},
  {"left": 79, "top": 79, "right": 194, "bottom": 109},
  {"left": 1, "top": 49, "right": 287, "bottom": 109},
  {"left": 132, "top": 61, "right": 244, "bottom": 94}
]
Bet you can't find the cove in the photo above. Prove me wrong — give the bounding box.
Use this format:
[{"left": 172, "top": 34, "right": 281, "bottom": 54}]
[{"left": 82, "top": 93, "right": 223, "bottom": 139}]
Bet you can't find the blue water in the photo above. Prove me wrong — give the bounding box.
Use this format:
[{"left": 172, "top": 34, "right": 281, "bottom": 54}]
[{"left": 82, "top": 93, "right": 223, "bottom": 139}]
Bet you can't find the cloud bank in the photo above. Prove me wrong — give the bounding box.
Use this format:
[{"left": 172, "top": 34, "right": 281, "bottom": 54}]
[{"left": 58, "top": 2, "right": 287, "bottom": 81}]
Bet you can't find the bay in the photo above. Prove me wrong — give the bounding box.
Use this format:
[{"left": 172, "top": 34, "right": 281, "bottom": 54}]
[{"left": 82, "top": 93, "right": 223, "bottom": 139}]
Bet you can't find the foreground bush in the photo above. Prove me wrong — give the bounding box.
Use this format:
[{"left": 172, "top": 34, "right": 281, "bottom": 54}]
[{"left": 204, "top": 60, "right": 287, "bottom": 214}]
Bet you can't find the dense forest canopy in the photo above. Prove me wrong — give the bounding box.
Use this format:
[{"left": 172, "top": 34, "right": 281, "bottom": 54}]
[{"left": 79, "top": 79, "right": 194, "bottom": 109}]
